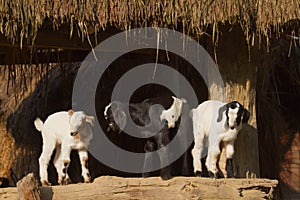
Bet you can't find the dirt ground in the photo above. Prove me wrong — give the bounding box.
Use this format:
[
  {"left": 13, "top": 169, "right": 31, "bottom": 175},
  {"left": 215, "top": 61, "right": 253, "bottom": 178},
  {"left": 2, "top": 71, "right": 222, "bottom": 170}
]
[{"left": 0, "top": 176, "right": 278, "bottom": 200}]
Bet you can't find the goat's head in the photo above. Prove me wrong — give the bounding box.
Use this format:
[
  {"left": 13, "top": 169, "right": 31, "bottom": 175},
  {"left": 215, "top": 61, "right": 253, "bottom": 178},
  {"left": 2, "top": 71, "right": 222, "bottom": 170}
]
[
  {"left": 68, "top": 110, "right": 95, "bottom": 136},
  {"left": 160, "top": 96, "right": 187, "bottom": 128},
  {"left": 103, "top": 102, "right": 127, "bottom": 134},
  {"left": 217, "top": 101, "right": 250, "bottom": 130}
]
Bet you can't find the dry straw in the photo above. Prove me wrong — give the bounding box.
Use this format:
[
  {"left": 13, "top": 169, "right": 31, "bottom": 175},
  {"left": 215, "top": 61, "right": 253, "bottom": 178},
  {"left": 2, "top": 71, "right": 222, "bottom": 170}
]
[
  {"left": 0, "top": 0, "right": 299, "bottom": 102},
  {"left": 0, "top": 0, "right": 299, "bottom": 47}
]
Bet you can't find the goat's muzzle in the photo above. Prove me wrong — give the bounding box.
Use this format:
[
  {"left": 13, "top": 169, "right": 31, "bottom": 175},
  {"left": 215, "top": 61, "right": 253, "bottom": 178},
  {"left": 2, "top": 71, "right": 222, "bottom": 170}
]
[
  {"left": 229, "top": 126, "right": 235, "bottom": 130},
  {"left": 71, "top": 132, "right": 78, "bottom": 136}
]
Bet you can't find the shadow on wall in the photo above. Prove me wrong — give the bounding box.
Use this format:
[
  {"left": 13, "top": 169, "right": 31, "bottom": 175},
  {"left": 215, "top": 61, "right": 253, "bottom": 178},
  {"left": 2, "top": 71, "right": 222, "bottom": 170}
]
[
  {"left": 234, "top": 124, "right": 259, "bottom": 178},
  {"left": 257, "top": 38, "right": 300, "bottom": 199},
  {"left": 6, "top": 64, "right": 80, "bottom": 185}
]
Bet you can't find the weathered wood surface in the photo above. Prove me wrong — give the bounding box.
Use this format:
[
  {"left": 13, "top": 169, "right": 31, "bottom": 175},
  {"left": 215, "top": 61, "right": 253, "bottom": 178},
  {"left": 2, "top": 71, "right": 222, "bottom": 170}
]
[
  {"left": 0, "top": 176, "right": 278, "bottom": 200},
  {"left": 16, "top": 173, "right": 41, "bottom": 200}
]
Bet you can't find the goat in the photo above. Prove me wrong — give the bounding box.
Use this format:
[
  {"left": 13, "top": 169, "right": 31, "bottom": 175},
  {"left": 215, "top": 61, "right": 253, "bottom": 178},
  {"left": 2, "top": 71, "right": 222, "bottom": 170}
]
[
  {"left": 190, "top": 100, "right": 250, "bottom": 178},
  {"left": 104, "top": 96, "right": 187, "bottom": 180},
  {"left": 34, "top": 110, "right": 94, "bottom": 186},
  {"left": 160, "top": 97, "right": 186, "bottom": 128}
]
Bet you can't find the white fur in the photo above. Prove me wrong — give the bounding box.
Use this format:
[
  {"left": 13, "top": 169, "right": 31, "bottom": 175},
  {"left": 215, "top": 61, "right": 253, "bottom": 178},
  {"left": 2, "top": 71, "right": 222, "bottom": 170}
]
[
  {"left": 34, "top": 110, "right": 94, "bottom": 186},
  {"left": 104, "top": 103, "right": 111, "bottom": 119},
  {"left": 160, "top": 96, "right": 187, "bottom": 128},
  {"left": 190, "top": 100, "right": 244, "bottom": 175}
]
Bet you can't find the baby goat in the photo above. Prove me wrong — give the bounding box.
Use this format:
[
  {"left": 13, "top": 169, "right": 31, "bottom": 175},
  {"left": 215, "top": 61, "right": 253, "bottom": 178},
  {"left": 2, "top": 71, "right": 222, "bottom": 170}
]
[
  {"left": 34, "top": 110, "right": 94, "bottom": 186},
  {"left": 190, "top": 100, "right": 250, "bottom": 178},
  {"left": 104, "top": 96, "right": 186, "bottom": 180}
]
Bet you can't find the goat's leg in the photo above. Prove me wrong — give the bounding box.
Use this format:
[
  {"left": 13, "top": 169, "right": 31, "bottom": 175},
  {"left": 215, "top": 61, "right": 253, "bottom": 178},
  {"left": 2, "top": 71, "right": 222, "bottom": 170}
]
[
  {"left": 53, "top": 145, "right": 71, "bottom": 185},
  {"left": 157, "top": 146, "right": 172, "bottom": 180},
  {"left": 39, "top": 139, "right": 56, "bottom": 186},
  {"left": 78, "top": 150, "right": 91, "bottom": 183},
  {"left": 224, "top": 141, "right": 235, "bottom": 178},
  {"left": 142, "top": 140, "right": 156, "bottom": 178},
  {"left": 191, "top": 132, "right": 205, "bottom": 176},
  {"left": 206, "top": 144, "right": 221, "bottom": 179},
  {"left": 157, "top": 131, "right": 171, "bottom": 180},
  {"left": 177, "top": 123, "right": 191, "bottom": 176},
  {"left": 53, "top": 145, "right": 63, "bottom": 185},
  {"left": 61, "top": 144, "right": 72, "bottom": 185},
  {"left": 180, "top": 131, "right": 192, "bottom": 176}
]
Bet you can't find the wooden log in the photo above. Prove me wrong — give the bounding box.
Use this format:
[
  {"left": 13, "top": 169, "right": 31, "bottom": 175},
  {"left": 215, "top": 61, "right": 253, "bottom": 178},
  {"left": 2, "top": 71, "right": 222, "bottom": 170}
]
[
  {"left": 17, "top": 173, "right": 41, "bottom": 200},
  {"left": 2, "top": 176, "right": 279, "bottom": 199}
]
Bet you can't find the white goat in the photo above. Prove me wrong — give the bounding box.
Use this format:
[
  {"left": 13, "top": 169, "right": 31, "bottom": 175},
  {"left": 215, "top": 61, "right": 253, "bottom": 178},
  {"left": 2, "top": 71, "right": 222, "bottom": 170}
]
[
  {"left": 34, "top": 110, "right": 94, "bottom": 186},
  {"left": 190, "top": 100, "right": 250, "bottom": 178},
  {"left": 160, "top": 96, "right": 187, "bottom": 128}
]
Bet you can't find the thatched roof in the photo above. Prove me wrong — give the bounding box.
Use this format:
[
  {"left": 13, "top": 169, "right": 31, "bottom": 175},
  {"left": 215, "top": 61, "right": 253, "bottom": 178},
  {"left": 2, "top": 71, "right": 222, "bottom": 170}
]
[
  {"left": 0, "top": 0, "right": 299, "bottom": 47},
  {"left": 0, "top": 0, "right": 299, "bottom": 98}
]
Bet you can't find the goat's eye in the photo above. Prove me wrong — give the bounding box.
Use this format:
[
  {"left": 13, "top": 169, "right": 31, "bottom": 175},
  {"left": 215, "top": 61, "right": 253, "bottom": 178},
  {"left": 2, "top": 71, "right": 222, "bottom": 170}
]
[{"left": 172, "top": 115, "right": 174, "bottom": 118}]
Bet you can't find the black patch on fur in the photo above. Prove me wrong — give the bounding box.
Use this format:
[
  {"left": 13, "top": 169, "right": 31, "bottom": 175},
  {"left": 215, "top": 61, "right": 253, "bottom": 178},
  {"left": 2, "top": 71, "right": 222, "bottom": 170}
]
[
  {"left": 217, "top": 105, "right": 227, "bottom": 122},
  {"left": 242, "top": 109, "right": 250, "bottom": 124},
  {"left": 160, "top": 166, "right": 172, "bottom": 180},
  {"left": 144, "top": 140, "right": 157, "bottom": 152},
  {"left": 227, "top": 101, "right": 239, "bottom": 109},
  {"left": 236, "top": 106, "right": 244, "bottom": 126},
  {"left": 208, "top": 171, "right": 218, "bottom": 179},
  {"left": 195, "top": 171, "right": 202, "bottom": 177},
  {"left": 217, "top": 101, "right": 250, "bottom": 127}
]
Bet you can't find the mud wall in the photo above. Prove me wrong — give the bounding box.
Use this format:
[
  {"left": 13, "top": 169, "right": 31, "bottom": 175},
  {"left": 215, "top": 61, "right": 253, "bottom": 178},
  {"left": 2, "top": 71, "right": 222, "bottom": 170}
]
[{"left": 1, "top": 25, "right": 298, "bottom": 200}]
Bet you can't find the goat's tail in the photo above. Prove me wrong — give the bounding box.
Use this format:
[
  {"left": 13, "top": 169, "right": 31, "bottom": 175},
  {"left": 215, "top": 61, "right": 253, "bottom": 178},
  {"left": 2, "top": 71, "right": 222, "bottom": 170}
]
[{"left": 34, "top": 118, "right": 44, "bottom": 132}]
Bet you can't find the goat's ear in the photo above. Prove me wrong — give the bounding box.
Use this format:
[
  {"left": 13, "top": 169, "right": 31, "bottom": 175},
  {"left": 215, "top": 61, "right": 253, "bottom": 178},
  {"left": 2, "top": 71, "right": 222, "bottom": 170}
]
[
  {"left": 242, "top": 109, "right": 250, "bottom": 124},
  {"left": 217, "top": 104, "right": 227, "bottom": 123},
  {"left": 68, "top": 109, "right": 74, "bottom": 116},
  {"left": 181, "top": 98, "right": 187, "bottom": 104},
  {"left": 112, "top": 103, "right": 127, "bottom": 133},
  {"left": 85, "top": 115, "right": 95, "bottom": 126}
]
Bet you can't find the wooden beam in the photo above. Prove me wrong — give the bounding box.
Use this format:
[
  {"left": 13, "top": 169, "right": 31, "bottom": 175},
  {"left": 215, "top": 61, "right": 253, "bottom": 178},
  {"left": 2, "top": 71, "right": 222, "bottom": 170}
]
[
  {"left": 0, "top": 28, "right": 120, "bottom": 50},
  {"left": 0, "top": 48, "right": 90, "bottom": 65}
]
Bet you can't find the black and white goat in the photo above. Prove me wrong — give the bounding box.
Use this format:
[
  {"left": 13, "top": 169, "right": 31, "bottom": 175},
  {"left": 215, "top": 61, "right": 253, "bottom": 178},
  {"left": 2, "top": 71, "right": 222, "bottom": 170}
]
[
  {"left": 190, "top": 100, "right": 250, "bottom": 178},
  {"left": 104, "top": 96, "right": 187, "bottom": 180}
]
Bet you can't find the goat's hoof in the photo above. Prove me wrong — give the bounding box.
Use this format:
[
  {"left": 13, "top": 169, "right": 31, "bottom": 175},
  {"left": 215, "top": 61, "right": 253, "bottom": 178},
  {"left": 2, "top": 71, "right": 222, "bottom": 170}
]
[
  {"left": 226, "top": 173, "right": 234, "bottom": 178},
  {"left": 84, "top": 178, "right": 91, "bottom": 183},
  {"left": 58, "top": 178, "right": 62, "bottom": 185},
  {"left": 195, "top": 171, "right": 202, "bottom": 177},
  {"left": 208, "top": 171, "right": 219, "bottom": 179},
  {"left": 142, "top": 173, "right": 150, "bottom": 178},
  {"left": 225, "top": 169, "right": 234, "bottom": 178},
  {"left": 225, "top": 170, "right": 234, "bottom": 178},
  {"left": 161, "top": 174, "right": 172, "bottom": 181},
  {"left": 84, "top": 179, "right": 90, "bottom": 183},
  {"left": 41, "top": 180, "right": 51, "bottom": 187},
  {"left": 60, "top": 177, "right": 72, "bottom": 185}
]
